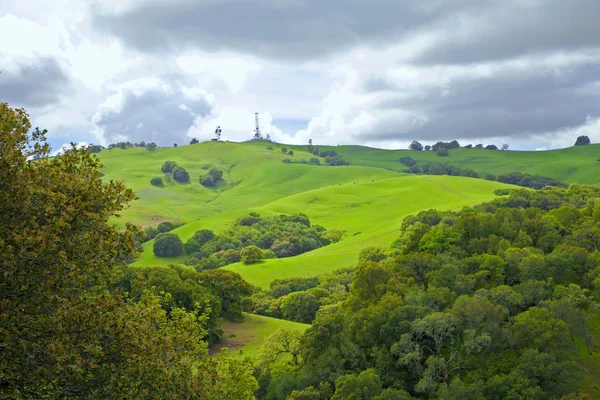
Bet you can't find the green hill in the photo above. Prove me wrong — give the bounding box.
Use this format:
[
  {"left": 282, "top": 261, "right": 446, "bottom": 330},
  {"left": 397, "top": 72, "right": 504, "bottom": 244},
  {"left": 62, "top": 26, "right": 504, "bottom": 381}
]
[{"left": 98, "top": 141, "right": 596, "bottom": 356}]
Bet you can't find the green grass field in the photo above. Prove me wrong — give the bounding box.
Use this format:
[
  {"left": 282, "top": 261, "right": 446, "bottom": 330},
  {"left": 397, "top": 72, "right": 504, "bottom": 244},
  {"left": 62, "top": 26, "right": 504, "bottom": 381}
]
[
  {"left": 210, "top": 313, "right": 309, "bottom": 357},
  {"left": 99, "top": 141, "right": 599, "bottom": 358}
]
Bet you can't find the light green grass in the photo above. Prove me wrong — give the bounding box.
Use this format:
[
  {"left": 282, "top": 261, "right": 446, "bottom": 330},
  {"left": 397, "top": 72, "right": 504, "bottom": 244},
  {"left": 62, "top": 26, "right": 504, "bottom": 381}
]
[
  {"left": 210, "top": 313, "right": 309, "bottom": 357},
  {"left": 299, "top": 144, "right": 600, "bottom": 185}
]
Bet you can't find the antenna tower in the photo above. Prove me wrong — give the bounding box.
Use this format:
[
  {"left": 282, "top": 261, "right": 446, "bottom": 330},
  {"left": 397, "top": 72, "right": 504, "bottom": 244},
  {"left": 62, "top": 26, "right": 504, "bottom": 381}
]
[{"left": 254, "top": 112, "right": 262, "bottom": 140}]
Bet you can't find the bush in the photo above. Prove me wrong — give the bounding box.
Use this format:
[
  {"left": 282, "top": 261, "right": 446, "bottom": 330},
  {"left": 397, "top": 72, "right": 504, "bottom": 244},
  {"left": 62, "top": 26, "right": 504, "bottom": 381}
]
[
  {"left": 409, "top": 141, "right": 423, "bottom": 151},
  {"left": 485, "top": 144, "right": 498, "bottom": 150},
  {"left": 172, "top": 167, "right": 190, "bottom": 183},
  {"left": 281, "top": 148, "right": 288, "bottom": 153},
  {"left": 267, "top": 146, "right": 274, "bottom": 150},
  {"left": 190, "top": 138, "right": 199, "bottom": 145},
  {"left": 309, "top": 157, "right": 321, "bottom": 165},
  {"left": 424, "top": 145, "right": 431, "bottom": 151},
  {"left": 157, "top": 221, "right": 176, "bottom": 233},
  {"left": 200, "top": 175, "right": 215, "bottom": 187},
  {"left": 575, "top": 135, "right": 590, "bottom": 146},
  {"left": 485, "top": 174, "right": 497, "bottom": 181},
  {"left": 288, "top": 150, "right": 294, "bottom": 156},
  {"left": 161, "top": 161, "right": 178, "bottom": 173},
  {"left": 241, "top": 245, "right": 264, "bottom": 264},
  {"left": 399, "top": 156, "right": 416, "bottom": 166},
  {"left": 143, "top": 226, "right": 159, "bottom": 242},
  {"left": 150, "top": 177, "right": 163, "bottom": 186},
  {"left": 436, "top": 148, "right": 449, "bottom": 157},
  {"left": 208, "top": 168, "right": 223, "bottom": 180},
  {"left": 153, "top": 233, "right": 184, "bottom": 257},
  {"left": 201, "top": 164, "right": 212, "bottom": 170},
  {"left": 494, "top": 189, "right": 511, "bottom": 196}
]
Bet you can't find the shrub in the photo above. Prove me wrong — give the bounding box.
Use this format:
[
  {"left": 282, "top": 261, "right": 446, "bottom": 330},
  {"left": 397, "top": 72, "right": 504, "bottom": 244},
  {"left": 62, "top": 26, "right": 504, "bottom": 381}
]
[
  {"left": 281, "top": 148, "right": 288, "bottom": 153},
  {"left": 409, "top": 141, "right": 423, "bottom": 151},
  {"left": 241, "top": 245, "right": 264, "bottom": 264},
  {"left": 267, "top": 146, "right": 274, "bottom": 150},
  {"left": 172, "top": 167, "right": 190, "bottom": 183},
  {"left": 485, "top": 174, "right": 497, "bottom": 181},
  {"left": 143, "top": 226, "right": 159, "bottom": 241},
  {"left": 201, "top": 164, "right": 212, "bottom": 170},
  {"left": 157, "top": 221, "right": 176, "bottom": 233},
  {"left": 494, "top": 189, "right": 511, "bottom": 196},
  {"left": 200, "top": 175, "right": 215, "bottom": 187},
  {"left": 150, "top": 177, "right": 163, "bottom": 186},
  {"left": 190, "top": 138, "right": 199, "bottom": 145},
  {"left": 309, "top": 157, "right": 320, "bottom": 165},
  {"left": 424, "top": 145, "right": 431, "bottom": 151},
  {"left": 575, "top": 135, "right": 590, "bottom": 146},
  {"left": 153, "top": 233, "right": 184, "bottom": 257},
  {"left": 436, "top": 148, "right": 449, "bottom": 157},
  {"left": 485, "top": 144, "right": 498, "bottom": 150},
  {"left": 208, "top": 168, "right": 223, "bottom": 180},
  {"left": 288, "top": 150, "right": 294, "bottom": 156},
  {"left": 161, "top": 161, "right": 178, "bottom": 174},
  {"left": 399, "top": 156, "right": 417, "bottom": 166}
]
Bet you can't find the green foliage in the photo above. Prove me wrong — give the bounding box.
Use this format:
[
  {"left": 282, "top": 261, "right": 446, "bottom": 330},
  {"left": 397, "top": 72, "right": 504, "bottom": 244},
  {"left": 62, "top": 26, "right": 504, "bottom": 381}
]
[
  {"left": 184, "top": 213, "right": 335, "bottom": 268},
  {"left": 289, "top": 150, "right": 294, "bottom": 156},
  {"left": 161, "top": 160, "right": 178, "bottom": 173},
  {"left": 146, "top": 142, "right": 157, "bottom": 151},
  {"left": 241, "top": 245, "right": 264, "bottom": 264},
  {"left": 200, "top": 167, "right": 224, "bottom": 187},
  {"left": 267, "top": 146, "right": 274, "bottom": 150},
  {"left": 399, "top": 156, "right": 417, "bottom": 166},
  {"left": 496, "top": 171, "right": 566, "bottom": 189},
  {"left": 157, "top": 221, "right": 176, "bottom": 233},
  {"left": 255, "top": 186, "right": 600, "bottom": 399},
  {"left": 436, "top": 148, "right": 449, "bottom": 157},
  {"left": 197, "top": 269, "right": 253, "bottom": 321},
  {"left": 0, "top": 103, "right": 257, "bottom": 398},
  {"left": 404, "top": 161, "right": 479, "bottom": 179},
  {"left": 575, "top": 135, "right": 591, "bottom": 146},
  {"left": 494, "top": 188, "right": 510, "bottom": 196},
  {"left": 150, "top": 176, "right": 163, "bottom": 186},
  {"left": 172, "top": 166, "right": 190, "bottom": 183},
  {"left": 153, "top": 232, "right": 184, "bottom": 257},
  {"left": 410, "top": 141, "right": 424, "bottom": 151},
  {"left": 190, "top": 138, "right": 199, "bottom": 144}
]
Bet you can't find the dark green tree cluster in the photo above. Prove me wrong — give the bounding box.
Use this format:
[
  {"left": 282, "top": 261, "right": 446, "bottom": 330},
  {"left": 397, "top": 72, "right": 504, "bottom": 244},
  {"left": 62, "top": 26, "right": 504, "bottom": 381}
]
[
  {"left": 255, "top": 185, "right": 600, "bottom": 399},
  {"left": 190, "top": 138, "right": 199, "bottom": 144},
  {"left": 432, "top": 140, "right": 460, "bottom": 151},
  {"left": 250, "top": 268, "right": 355, "bottom": 324},
  {"left": 496, "top": 171, "right": 567, "bottom": 189},
  {"left": 141, "top": 220, "right": 184, "bottom": 243},
  {"left": 150, "top": 176, "right": 163, "bottom": 186},
  {"left": 153, "top": 232, "right": 184, "bottom": 256},
  {"left": 399, "top": 156, "right": 417, "bottom": 167},
  {"left": 107, "top": 140, "right": 151, "bottom": 150},
  {"left": 0, "top": 103, "right": 257, "bottom": 398},
  {"left": 575, "top": 135, "right": 591, "bottom": 146},
  {"left": 200, "top": 167, "right": 224, "bottom": 187},
  {"left": 404, "top": 161, "right": 479, "bottom": 178},
  {"left": 161, "top": 160, "right": 189, "bottom": 182},
  {"left": 184, "top": 213, "right": 337, "bottom": 271},
  {"left": 116, "top": 265, "right": 253, "bottom": 341}
]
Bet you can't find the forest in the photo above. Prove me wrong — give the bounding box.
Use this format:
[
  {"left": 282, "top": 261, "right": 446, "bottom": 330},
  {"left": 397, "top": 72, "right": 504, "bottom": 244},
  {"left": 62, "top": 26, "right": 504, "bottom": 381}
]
[{"left": 253, "top": 185, "right": 600, "bottom": 399}]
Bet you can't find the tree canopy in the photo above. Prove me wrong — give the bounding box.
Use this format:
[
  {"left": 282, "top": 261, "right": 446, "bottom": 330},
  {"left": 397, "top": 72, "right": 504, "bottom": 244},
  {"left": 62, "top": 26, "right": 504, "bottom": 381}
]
[{"left": 0, "top": 102, "right": 257, "bottom": 398}]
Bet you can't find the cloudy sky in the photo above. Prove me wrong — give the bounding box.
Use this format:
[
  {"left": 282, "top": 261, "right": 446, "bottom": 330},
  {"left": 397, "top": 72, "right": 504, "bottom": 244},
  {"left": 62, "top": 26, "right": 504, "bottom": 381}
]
[{"left": 1, "top": 0, "right": 599, "bottom": 152}]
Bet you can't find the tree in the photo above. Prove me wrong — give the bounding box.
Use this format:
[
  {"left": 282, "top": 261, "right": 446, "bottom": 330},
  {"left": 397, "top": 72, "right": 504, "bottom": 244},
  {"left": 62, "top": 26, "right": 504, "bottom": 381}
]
[
  {"left": 281, "top": 147, "right": 288, "bottom": 153},
  {"left": 161, "top": 160, "right": 178, "bottom": 173},
  {"left": 173, "top": 143, "right": 178, "bottom": 147},
  {"left": 258, "top": 327, "right": 303, "bottom": 366},
  {"left": 172, "top": 166, "right": 190, "bottom": 183},
  {"left": 151, "top": 177, "right": 163, "bottom": 186},
  {"left": 501, "top": 144, "right": 509, "bottom": 150},
  {"left": 436, "top": 148, "right": 449, "bottom": 157},
  {"left": 157, "top": 221, "right": 176, "bottom": 233},
  {"left": 190, "top": 138, "right": 199, "bottom": 144},
  {"left": 200, "top": 175, "right": 215, "bottom": 187},
  {"left": 153, "top": 233, "right": 184, "bottom": 256},
  {"left": 485, "top": 144, "right": 498, "bottom": 150},
  {"left": 475, "top": 144, "right": 483, "bottom": 149},
  {"left": 208, "top": 167, "right": 223, "bottom": 180},
  {"left": 0, "top": 103, "right": 257, "bottom": 398},
  {"left": 410, "top": 141, "right": 424, "bottom": 151},
  {"left": 425, "top": 145, "right": 432, "bottom": 151},
  {"left": 146, "top": 142, "right": 157, "bottom": 151},
  {"left": 241, "top": 245, "right": 264, "bottom": 264},
  {"left": 332, "top": 369, "right": 384, "bottom": 400},
  {"left": 288, "top": 150, "right": 294, "bottom": 156},
  {"left": 574, "top": 135, "right": 590, "bottom": 146}
]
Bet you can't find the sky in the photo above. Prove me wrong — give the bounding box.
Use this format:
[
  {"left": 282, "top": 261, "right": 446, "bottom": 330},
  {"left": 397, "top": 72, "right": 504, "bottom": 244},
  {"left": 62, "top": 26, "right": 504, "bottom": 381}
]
[{"left": 1, "top": 0, "right": 599, "bottom": 152}]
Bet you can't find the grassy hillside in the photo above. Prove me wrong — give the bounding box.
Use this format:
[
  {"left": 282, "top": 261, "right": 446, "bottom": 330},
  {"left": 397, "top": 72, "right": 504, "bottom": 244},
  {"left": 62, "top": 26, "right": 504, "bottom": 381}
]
[
  {"left": 283, "top": 143, "right": 600, "bottom": 185},
  {"left": 210, "top": 313, "right": 309, "bottom": 357},
  {"left": 132, "top": 174, "right": 515, "bottom": 288}
]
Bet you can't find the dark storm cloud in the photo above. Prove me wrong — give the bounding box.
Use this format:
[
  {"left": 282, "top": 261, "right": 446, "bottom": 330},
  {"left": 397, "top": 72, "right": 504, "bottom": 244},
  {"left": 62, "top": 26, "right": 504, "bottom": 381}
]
[
  {"left": 92, "top": 0, "right": 479, "bottom": 60},
  {"left": 414, "top": 0, "right": 600, "bottom": 65},
  {"left": 363, "top": 62, "right": 600, "bottom": 141},
  {"left": 92, "top": 81, "right": 213, "bottom": 146},
  {"left": 0, "top": 57, "right": 70, "bottom": 107}
]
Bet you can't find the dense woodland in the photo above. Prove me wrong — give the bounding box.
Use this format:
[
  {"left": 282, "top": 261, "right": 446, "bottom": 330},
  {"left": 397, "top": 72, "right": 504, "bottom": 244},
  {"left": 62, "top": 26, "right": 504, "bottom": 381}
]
[
  {"left": 0, "top": 103, "right": 257, "bottom": 398},
  {"left": 253, "top": 185, "right": 600, "bottom": 399},
  {"left": 182, "top": 213, "right": 345, "bottom": 270}
]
